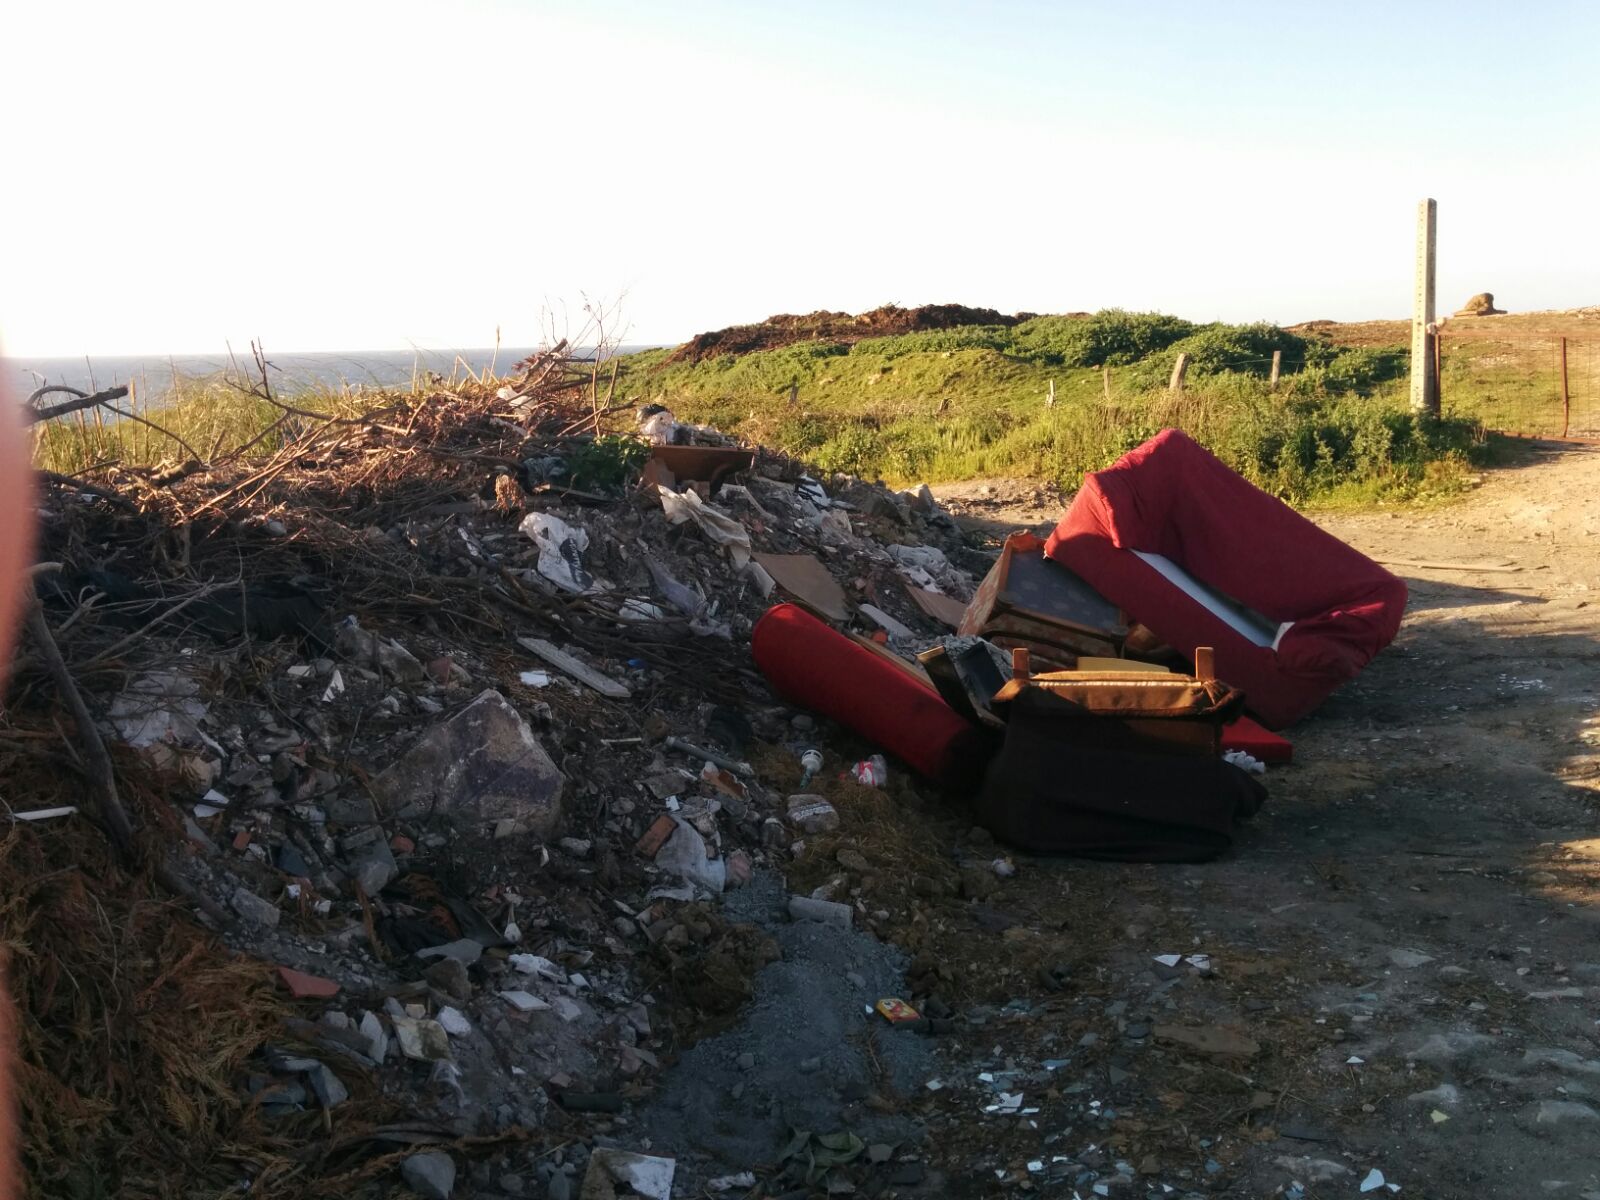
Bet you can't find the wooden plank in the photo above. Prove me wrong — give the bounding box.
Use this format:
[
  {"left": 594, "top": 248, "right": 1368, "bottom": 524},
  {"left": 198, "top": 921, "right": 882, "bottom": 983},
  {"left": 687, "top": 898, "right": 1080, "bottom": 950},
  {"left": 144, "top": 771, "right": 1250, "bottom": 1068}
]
[
  {"left": 752, "top": 552, "right": 852, "bottom": 622},
  {"left": 515, "top": 637, "right": 631, "bottom": 698},
  {"left": 905, "top": 584, "right": 970, "bottom": 629}
]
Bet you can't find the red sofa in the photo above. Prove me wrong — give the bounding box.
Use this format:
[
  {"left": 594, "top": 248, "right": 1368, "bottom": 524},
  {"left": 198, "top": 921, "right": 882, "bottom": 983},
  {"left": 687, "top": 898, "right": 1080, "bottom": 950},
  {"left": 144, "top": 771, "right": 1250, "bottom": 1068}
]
[{"left": 1044, "top": 430, "right": 1407, "bottom": 728}]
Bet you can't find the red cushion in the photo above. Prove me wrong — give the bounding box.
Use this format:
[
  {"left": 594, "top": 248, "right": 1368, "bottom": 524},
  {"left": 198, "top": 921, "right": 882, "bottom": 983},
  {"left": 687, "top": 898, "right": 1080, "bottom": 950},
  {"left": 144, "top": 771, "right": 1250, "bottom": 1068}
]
[
  {"left": 750, "top": 603, "right": 992, "bottom": 789},
  {"left": 1223, "top": 716, "right": 1293, "bottom": 764},
  {"left": 1045, "top": 430, "right": 1406, "bottom": 728}
]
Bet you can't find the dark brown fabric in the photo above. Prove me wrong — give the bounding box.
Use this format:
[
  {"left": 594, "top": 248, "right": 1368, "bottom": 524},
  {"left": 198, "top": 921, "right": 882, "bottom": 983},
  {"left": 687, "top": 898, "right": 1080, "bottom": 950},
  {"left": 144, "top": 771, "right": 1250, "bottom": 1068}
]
[{"left": 976, "top": 678, "right": 1265, "bottom": 862}]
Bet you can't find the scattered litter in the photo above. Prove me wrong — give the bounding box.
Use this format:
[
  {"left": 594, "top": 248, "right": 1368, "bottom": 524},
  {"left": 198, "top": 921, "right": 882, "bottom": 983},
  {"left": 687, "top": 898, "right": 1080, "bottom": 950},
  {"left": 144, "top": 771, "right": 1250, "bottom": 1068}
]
[
  {"left": 875, "top": 998, "right": 920, "bottom": 1023},
  {"left": 707, "top": 1172, "right": 757, "bottom": 1193},
  {"left": 1223, "top": 749, "right": 1267, "bottom": 775},
  {"left": 851, "top": 754, "right": 888, "bottom": 787},
  {"left": 436, "top": 1006, "right": 473, "bottom": 1037},
  {"left": 1431, "top": 1109, "right": 1450, "bottom": 1124},
  {"left": 7, "top": 806, "right": 78, "bottom": 822},
  {"left": 518, "top": 511, "right": 595, "bottom": 593},
  {"left": 518, "top": 669, "right": 551, "bottom": 687},
  {"left": 985, "top": 1092, "right": 1024, "bottom": 1114},
  {"left": 658, "top": 486, "right": 751, "bottom": 568},
  {"left": 1346, "top": 1056, "right": 1365, "bottom": 1065},
  {"left": 582, "top": 1149, "right": 675, "bottom": 1200}
]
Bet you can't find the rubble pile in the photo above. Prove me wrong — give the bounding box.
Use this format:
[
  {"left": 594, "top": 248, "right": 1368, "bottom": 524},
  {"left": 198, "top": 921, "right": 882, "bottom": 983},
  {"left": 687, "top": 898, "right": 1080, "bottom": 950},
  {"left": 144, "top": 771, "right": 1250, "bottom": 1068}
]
[{"left": 12, "top": 361, "right": 992, "bottom": 1196}]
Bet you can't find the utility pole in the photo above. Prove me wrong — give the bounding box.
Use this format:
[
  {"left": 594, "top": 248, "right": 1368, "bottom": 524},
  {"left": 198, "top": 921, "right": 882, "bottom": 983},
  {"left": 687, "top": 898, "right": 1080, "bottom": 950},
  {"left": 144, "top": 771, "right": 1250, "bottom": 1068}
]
[{"left": 1411, "top": 198, "right": 1438, "bottom": 419}]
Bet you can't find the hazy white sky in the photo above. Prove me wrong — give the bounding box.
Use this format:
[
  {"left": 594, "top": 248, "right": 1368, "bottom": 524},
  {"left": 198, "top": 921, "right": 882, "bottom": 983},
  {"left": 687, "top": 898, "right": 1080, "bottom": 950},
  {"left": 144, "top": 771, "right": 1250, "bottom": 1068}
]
[{"left": 3, "top": 0, "right": 1596, "bottom": 355}]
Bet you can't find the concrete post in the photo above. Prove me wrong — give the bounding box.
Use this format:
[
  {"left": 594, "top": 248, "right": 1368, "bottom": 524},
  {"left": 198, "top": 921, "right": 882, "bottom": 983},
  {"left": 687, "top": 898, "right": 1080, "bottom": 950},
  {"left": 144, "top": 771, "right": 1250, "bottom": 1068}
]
[{"left": 1411, "top": 198, "right": 1438, "bottom": 419}]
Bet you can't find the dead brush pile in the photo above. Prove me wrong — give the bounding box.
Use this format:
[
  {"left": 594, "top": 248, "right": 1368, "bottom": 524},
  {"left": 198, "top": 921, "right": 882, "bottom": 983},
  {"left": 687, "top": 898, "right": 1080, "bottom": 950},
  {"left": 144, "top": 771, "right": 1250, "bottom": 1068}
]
[{"left": 8, "top": 348, "right": 738, "bottom": 1196}]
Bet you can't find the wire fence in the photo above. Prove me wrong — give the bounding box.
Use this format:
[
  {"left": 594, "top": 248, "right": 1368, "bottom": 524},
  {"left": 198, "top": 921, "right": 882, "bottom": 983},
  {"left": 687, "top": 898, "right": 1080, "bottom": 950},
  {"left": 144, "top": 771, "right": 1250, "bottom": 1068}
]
[{"left": 1440, "top": 329, "right": 1598, "bottom": 439}]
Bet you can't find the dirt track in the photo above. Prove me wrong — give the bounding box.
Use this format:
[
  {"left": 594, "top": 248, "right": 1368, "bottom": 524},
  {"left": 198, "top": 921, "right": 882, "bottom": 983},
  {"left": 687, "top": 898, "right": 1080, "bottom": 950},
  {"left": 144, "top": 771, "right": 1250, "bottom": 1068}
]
[{"left": 899, "top": 445, "right": 1600, "bottom": 1196}]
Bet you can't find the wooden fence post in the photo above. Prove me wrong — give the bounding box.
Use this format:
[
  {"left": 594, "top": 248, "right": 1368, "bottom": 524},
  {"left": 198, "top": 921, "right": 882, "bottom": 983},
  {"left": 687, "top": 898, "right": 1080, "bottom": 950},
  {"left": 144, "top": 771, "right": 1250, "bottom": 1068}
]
[
  {"left": 1410, "top": 198, "right": 1439, "bottom": 418},
  {"left": 1560, "top": 336, "right": 1570, "bottom": 437},
  {"left": 1269, "top": 350, "right": 1282, "bottom": 390},
  {"left": 1168, "top": 353, "right": 1189, "bottom": 394},
  {"left": 1047, "top": 378, "right": 1055, "bottom": 408},
  {"left": 1102, "top": 366, "right": 1112, "bottom": 401},
  {"left": 787, "top": 381, "right": 798, "bottom": 407}
]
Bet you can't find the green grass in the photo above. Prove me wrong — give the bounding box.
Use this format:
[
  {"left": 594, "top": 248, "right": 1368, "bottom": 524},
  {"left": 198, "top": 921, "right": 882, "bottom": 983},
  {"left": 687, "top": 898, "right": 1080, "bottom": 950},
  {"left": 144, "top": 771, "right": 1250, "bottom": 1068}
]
[
  {"left": 33, "top": 309, "right": 1518, "bottom": 509},
  {"left": 617, "top": 310, "right": 1498, "bottom": 507}
]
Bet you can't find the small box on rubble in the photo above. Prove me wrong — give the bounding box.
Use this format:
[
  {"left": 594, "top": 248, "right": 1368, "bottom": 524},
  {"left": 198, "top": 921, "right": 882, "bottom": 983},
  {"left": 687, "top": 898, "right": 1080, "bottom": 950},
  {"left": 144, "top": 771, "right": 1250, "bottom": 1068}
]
[
  {"left": 975, "top": 647, "right": 1266, "bottom": 862},
  {"left": 959, "top": 532, "right": 1128, "bottom": 671}
]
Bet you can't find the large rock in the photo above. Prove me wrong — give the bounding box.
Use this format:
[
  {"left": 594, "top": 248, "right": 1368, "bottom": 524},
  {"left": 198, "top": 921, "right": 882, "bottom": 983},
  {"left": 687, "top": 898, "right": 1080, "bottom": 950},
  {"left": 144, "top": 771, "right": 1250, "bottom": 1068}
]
[
  {"left": 1453, "top": 291, "right": 1505, "bottom": 317},
  {"left": 370, "top": 690, "right": 562, "bottom": 836}
]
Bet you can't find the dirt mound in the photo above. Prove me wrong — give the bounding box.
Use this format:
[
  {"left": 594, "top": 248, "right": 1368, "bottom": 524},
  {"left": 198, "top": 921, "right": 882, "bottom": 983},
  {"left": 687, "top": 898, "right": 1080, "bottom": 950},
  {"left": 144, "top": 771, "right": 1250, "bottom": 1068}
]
[{"left": 667, "top": 303, "right": 1026, "bottom": 365}]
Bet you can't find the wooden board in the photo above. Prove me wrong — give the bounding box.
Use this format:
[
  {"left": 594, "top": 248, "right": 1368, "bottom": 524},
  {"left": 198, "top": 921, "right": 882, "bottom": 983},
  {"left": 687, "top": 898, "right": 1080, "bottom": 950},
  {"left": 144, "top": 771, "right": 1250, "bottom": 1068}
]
[
  {"left": 752, "top": 553, "right": 852, "bottom": 623},
  {"left": 515, "top": 637, "right": 631, "bottom": 699},
  {"left": 905, "top": 584, "right": 970, "bottom": 629}
]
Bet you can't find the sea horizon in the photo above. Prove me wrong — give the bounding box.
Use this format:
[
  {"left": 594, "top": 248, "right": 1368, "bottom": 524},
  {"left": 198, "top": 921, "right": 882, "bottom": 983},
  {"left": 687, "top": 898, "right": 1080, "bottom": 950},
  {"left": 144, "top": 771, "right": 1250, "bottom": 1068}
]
[{"left": 8, "top": 344, "right": 663, "bottom": 402}]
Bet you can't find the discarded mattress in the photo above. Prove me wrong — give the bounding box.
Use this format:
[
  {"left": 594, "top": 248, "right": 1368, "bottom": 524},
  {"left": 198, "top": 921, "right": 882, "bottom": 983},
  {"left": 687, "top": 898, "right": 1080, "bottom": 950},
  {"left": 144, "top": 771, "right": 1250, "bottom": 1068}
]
[
  {"left": 751, "top": 603, "right": 994, "bottom": 790},
  {"left": 1044, "top": 430, "right": 1407, "bottom": 728}
]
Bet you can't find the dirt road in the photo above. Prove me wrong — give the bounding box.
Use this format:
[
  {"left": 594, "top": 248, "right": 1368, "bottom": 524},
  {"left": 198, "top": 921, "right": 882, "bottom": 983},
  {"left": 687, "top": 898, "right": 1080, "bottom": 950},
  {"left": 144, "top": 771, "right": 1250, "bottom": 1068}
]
[{"left": 901, "top": 446, "right": 1600, "bottom": 1196}]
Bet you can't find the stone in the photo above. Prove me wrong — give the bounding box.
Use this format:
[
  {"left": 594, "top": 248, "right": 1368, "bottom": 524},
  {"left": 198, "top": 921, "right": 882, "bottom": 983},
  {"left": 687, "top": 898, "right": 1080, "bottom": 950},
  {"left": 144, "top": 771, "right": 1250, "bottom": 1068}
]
[
  {"left": 437, "top": 1006, "right": 473, "bottom": 1036},
  {"left": 582, "top": 1150, "right": 675, "bottom": 1200},
  {"left": 836, "top": 847, "right": 871, "bottom": 873},
  {"left": 231, "top": 887, "right": 280, "bottom": 927},
  {"left": 1409, "top": 1031, "right": 1495, "bottom": 1065},
  {"left": 423, "top": 957, "right": 473, "bottom": 1004},
  {"left": 392, "top": 1017, "right": 452, "bottom": 1062},
  {"left": 1524, "top": 1048, "right": 1600, "bottom": 1076},
  {"left": 737, "top": 1051, "right": 756, "bottom": 1070},
  {"left": 358, "top": 1010, "right": 388, "bottom": 1063},
  {"left": 1153, "top": 1024, "right": 1260, "bottom": 1058},
  {"left": 1389, "top": 948, "right": 1435, "bottom": 969},
  {"left": 415, "top": 939, "right": 483, "bottom": 967},
  {"left": 1407, "top": 1082, "right": 1461, "bottom": 1108},
  {"left": 305, "top": 1062, "right": 348, "bottom": 1108},
  {"left": 277, "top": 966, "right": 339, "bottom": 999},
  {"left": 1535, "top": 1100, "right": 1600, "bottom": 1126},
  {"left": 724, "top": 849, "right": 753, "bottom": 888},
  {"left": 786, "top": 794, "right": 839, "bottom": 834},
  {"left": 1453, "top": 292, "right": 1505, "bottom": 317},
  {"left": 547, "top": 1175, "right": 573, "bottom": 1200},
  {"left": 400, "top": 1150, "right": 457, "bottom": 1199},
  {"left": 350, "top": 841, "right": 399, "bottom": 895},
  {"left": 370, "top": 689, "right": 563, "bottom": 837},
  {"left": 788, "top": 895, "right": 853, "bottom": 929}
]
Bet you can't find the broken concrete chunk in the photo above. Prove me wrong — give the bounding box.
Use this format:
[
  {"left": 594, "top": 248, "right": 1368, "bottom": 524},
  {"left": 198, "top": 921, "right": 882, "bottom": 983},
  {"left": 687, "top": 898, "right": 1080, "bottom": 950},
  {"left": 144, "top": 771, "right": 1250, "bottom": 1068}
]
[
  {"left": 786, "top": 794, "right": 839, "bottom": 834},
  {"left": 424, "top": 957, "right": 473, "bottom": 1005},
  {"left": 400, "top": 1150, "right": 457, "bottom": 1199},
  {"left": 334, "top": 616, "right": 426, "bottom": 682},
  {"left": 349, "top": 840, "right": 399, "bottom": 896},
  {"left": 358, "top": 1011, "right": 388, "bottom": 1063},
  {"left": 305, "top": 1062, "right": 348, "bottom": 1108},
  {"left": 370, "top": 689, "right": 563, "bottom": 837},
  {"left": 414, "top": 939, "right": 483, "bottom": 967},
  {"left": 231, "top": 886, "right": 280, "bottom": 927},
  {"left": 392, "top": 1016, "right": 452, "bottom": 1062},
  {"left": 788, "top": 895, "right": 853, "bottom": 929},
  {"left": 499, "top": 990, "right": 550, "bottom": 1013}
]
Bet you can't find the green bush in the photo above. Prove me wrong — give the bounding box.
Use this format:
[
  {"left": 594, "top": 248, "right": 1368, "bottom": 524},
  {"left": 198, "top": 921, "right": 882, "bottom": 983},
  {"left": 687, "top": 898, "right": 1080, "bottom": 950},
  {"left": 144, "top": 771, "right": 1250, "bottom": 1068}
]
[{"left": 1012, "top": 310, "right": 1197, "bottom": 368}]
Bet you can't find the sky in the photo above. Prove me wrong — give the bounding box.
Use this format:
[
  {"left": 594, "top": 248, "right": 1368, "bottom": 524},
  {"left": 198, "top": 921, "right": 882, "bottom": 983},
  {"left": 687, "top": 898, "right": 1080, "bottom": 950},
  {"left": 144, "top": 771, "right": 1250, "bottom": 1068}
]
[{"left": 2, "top": 0, "right": 1596, "bottom": 355}]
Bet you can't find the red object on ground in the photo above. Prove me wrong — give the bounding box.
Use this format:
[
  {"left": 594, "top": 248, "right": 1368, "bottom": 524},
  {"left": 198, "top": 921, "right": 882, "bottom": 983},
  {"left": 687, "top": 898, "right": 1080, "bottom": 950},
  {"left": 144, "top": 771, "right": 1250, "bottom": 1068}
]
[
  {"left": 1045, "top": 430, "right": 1407, "bottom": 728},
  {"left": 751, "top": 603, "right": 993, "bottom": 789},
  {"left": 635, "top": 813, "right": 677, "bottom": 857},
  {"left": 277, "top": 966, "right": 340, "bottom": 999},
  {"left": 1223, "top": 716, "right": 1293, "bottom": 764}
]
